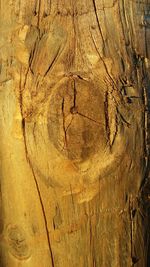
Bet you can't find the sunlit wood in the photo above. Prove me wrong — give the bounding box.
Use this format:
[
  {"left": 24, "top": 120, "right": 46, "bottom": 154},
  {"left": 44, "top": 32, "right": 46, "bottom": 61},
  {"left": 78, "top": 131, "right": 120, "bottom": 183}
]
[{"left": 0, "top": 1, "right": 150, "bottom": 266}]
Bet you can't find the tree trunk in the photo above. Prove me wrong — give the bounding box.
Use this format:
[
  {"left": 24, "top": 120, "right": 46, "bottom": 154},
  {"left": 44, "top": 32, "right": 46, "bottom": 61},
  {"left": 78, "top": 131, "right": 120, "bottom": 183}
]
[{"left": 0, "top": 1, "right": 150, "bottom": 266}]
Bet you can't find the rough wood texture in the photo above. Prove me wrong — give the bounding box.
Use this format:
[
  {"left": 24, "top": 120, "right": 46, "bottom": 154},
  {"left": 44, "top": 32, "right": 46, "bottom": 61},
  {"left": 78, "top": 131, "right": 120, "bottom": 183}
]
[{"left": 0, "top": 1, "right": 150, "bottom": 266}]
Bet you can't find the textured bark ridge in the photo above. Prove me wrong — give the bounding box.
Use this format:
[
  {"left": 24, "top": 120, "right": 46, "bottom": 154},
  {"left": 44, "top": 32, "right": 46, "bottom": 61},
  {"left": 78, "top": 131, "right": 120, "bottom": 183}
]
[{"left": 0, "top": 1, "right": 150, "bottom": 267}]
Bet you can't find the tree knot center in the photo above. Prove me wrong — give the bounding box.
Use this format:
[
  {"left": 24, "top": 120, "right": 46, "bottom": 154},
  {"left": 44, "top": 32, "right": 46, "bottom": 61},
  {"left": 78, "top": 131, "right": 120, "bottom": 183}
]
[
  {"left": 70, "top": 106, "right": 78, "bottom": 114},
  {"left": 48, "top": 78, "right": 106, "bottom": 161}
]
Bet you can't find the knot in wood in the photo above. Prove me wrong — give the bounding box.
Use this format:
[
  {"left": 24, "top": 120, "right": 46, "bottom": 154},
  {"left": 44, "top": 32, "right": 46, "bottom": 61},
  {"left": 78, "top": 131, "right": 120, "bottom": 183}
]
[
  {"left": 48, "top": 77, "right": 106, "bottom": 161},
  {"left": 70, "top": 106, "right": 78, "bottom": 114},
  {"left": 6, "top": 225, "right": 31, "bottom": 260}
]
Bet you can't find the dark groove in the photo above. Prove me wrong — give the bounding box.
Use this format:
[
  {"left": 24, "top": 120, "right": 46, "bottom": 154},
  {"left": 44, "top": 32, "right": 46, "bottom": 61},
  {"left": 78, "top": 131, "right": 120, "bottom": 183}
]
[
  {"left": 104, "top": 91, "right": 110, "bottom": 146},
  {"left": 89, "top": 28, "right": 118, "bottom": 92},
  {"left": 116, "top": 107, "right": 131, "bottom": 127},
  {"left": 61, "top": 98, "right": 68, "bottom": 150},
  {"left": 65, "top": 116, "right": 74, "bottom": 133},
  {"left": 111, "top": 114, "right": 118, "bottom": 147},
  {"left": 29, "top": 35, "right": 39, "bottom": 75},
  {"left": 27, "top": 159, "right": 55, "bottom": 267},
  {"left": 77, "top": 111, "right": 101, "bottom": 125},
  {"left": 44, "top": 46, "right": 61, "bottom": 77},
  {"left": 37, "top": 0, "right": 41, "bottom": 28},
  {"left": 92, "top": 0, "right": 105, "bottom": 44},
  {"left": 70, "top": 184, "right": 75, "bottom": 213},
  {"left": 19, "top": 71, "right": 55, "bottom": 267},
  {"left": 118, "top": 0, "right": 130, "bottom": 47},
  {"left": 129, "top": 197, "right": 136, "bottom": 267},
  {"left": 73, "top": 80, "right": 77, "bottom": 108}
]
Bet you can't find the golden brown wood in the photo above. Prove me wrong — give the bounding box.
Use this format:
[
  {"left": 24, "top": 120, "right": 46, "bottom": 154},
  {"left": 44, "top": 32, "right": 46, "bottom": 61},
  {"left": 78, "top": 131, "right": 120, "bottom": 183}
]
[{"left": 0, "top": 1, "right": 150, "bottom": 266}]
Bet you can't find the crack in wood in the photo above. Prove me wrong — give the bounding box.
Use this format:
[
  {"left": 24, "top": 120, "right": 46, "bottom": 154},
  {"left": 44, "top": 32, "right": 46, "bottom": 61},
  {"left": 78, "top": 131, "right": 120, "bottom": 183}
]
[
  {"left": 37, "top": 0, "right": 42, "bottom": 29},
  {"left": 61, "top": 97, "right": 68, "bottom": 151},
  {"left": 70, "top": 184, "right": 76, "bottom": 213},
  {"left": 22, "top": 121, "right": 55, "bottom": 267},
  {"left": 73, "top": 79, "right": 77, "bottom": 108},
  {"left": 129, "top": 196, "right": 138, "bottom": 267},
  {"left": 19, "top": 70, "right": 55, "bottom": 267},
  {"left": 44, "top": 46, "right": 61, "bottom": 77},
  {"left": 111, "top": 114, "right": 118, "bottom": 147},
  {"left": 28, "top": 35, "right": 39, "bottom": 75},
  {"left": 116, "top": 107, "right": 131, "bottom": 127},
  {"left": 92, "top": 0, "right": 105, "bottom": 44},
  {"left": 89, "top": 28, "right": 119, "bottom": 101},
  {"left": 104, "top": 91, "right": 111, "bottom": 147},
  {"left": 77, "top": 111, "right": 102, "bottom": 125}
]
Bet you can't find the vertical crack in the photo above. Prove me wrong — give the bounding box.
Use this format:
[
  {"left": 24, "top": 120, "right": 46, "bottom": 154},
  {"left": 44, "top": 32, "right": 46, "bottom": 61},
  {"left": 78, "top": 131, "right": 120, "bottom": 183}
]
[
  {"left": 129, "top": 197, "right": 134, "bottom": 265},
  {"left": 89, "top": 216, "right": 96, "bottom": 267},
  {"left": 25, "top": 154, "right": 55, "bottom": 267},
  {"left": 73, "top": 79, "right": 77, "bottom": 108},
  {"left": 71, "top": 0, "right": 76, "bottom": 67},
  {"left": 129, "top": 197, "right": 140, "bottom": 266},
  {"left": 29, "top": 35, "right": 39, "bottom": 76},
  {"left": 70, "top": 184, "right": 76, "bottom": 213},
  {"left": 92, "top": 0, "right": 105, "bottom": 44},
  {"left": 37, "top": 0, "right": 41, "bottom": 29},
  {"left": 89, "top": 28, "right": 120, "bottom": 101},
  {"left": 61, "top": 98, "right": 68, "bottom": 151},
  {"left": 104, "top": 91, "right": 111, "bottom": 147},
  {"left": 142, "top": 80, "right": 149, "bottom": 174},
  {"left": 111, "top": 114, "right": 118, "bottom": 147},
  {"left": 19, "top": 70, "right": 55, "bottom": 267},
  {"left": 23, "top": 36, "right": 38, "bottom": 89}
]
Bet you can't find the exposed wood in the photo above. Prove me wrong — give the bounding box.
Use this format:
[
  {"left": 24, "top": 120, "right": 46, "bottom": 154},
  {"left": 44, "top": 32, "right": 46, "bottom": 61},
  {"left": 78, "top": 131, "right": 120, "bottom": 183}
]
[{"left": 0, "top": 0, "right": 150, "bottom": 266}]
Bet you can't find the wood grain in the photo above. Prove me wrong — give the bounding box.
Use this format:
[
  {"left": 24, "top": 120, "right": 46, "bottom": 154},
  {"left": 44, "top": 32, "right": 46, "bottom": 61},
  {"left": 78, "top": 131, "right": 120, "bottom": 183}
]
[{"left": 0, "top": 0, "right": 150, "bottom": 266}]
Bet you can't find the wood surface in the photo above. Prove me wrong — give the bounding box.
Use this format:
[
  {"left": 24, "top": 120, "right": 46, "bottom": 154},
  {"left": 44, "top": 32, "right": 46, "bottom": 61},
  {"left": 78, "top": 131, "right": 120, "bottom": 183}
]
[{"left": 0, "top": 0, "right": 150, "bottom": 266}]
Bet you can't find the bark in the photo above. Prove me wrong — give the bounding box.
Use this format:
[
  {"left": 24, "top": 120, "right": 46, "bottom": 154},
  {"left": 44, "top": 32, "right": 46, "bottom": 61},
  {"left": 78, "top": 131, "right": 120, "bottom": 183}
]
[{"left": 0, "top": 0, "right": 150, "bottom": 266}]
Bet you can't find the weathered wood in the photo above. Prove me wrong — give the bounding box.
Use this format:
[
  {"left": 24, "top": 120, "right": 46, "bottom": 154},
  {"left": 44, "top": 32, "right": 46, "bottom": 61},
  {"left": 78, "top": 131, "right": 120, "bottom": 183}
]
[{"left": 0, "top": 1, "right": 150, "bottom": 266}]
